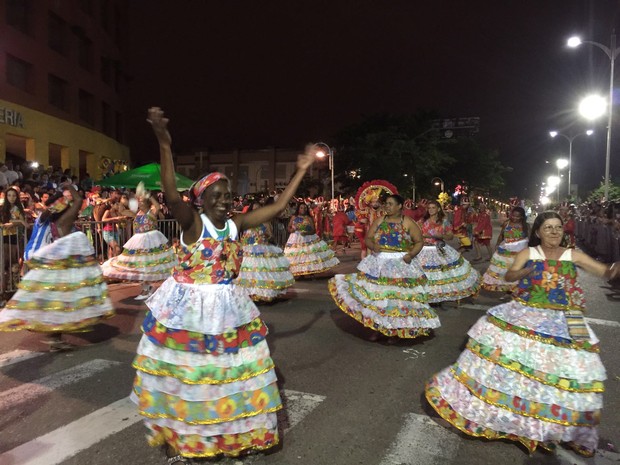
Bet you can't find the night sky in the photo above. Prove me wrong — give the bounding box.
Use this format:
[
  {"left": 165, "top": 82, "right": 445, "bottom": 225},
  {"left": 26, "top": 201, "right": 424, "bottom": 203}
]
[{"left": 125, "top": 1, "right": 620, "bottom": 199}]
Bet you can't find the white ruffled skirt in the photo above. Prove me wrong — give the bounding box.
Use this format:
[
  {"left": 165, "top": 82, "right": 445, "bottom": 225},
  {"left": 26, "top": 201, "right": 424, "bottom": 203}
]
[
  {"left": 415, "top": 245, "right": 480, "bottom": 302},
  {"left": 0, "top": 231, "right": 114, "bottom": 332},
  {"left": 283, "top": 232, "right": 339, "bottom": 276},
  {"left": 425, "top": 299, "right": 605, "bottom": 456},
  {"left": 481, "top": 239, "right": 528, "bottom": 292},
  {"left": 235, "top": 244, "right": 294, "bottom": 302},
  {"left": 102, "top": 229, "right": 177, "bottom": 281},
  {"left": 329, "top": 252, "right": 440, "bottom": 338}
]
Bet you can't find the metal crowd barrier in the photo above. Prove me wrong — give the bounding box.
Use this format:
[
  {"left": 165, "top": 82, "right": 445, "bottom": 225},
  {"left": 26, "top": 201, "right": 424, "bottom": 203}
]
[
  {"left": 575, "top": 219, "right": 620, "bottom": 262},
  {"left": 0, "top": 224, "right": 28, "bottom": 301}
]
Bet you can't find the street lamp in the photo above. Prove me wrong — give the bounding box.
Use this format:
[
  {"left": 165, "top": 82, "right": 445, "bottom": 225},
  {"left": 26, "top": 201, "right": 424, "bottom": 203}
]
[
  {"left": 549, "top": 129, "right": 593, "bottom": 196},
  {"left": 431, "top": 177, "right": 444, "bottom": 192},
  {"left": 568, "top": 33, "right": 620, "bottom": 200},
  {"left": 315, "top": 142, "right": 334, "bottom": 200}
]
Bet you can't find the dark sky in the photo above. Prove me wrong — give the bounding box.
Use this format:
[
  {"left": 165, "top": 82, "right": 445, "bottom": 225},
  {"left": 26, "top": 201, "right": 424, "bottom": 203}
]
[{"left": 125, "top": 1, "right": 620, "bottom": 198}]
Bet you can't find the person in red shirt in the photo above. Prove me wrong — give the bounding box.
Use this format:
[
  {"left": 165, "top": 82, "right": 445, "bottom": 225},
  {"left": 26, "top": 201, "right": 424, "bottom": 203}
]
[
  {"left": 403, "top": 199, "right": 428, "bottom": 223},
  {"left": 559, "top": 203, "right": 576, "bottom": 248},
  {"left": 472, "top": 203, "right": 493, "bottom": 261},
  {"left": 332, "top": 206, "right": 352, "bottom": 254}
]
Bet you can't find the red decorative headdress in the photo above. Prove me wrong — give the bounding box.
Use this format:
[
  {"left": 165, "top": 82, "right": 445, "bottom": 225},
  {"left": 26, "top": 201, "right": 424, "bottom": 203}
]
[{"left": 354, "top": 180, "right": 398, "bottom": 210}]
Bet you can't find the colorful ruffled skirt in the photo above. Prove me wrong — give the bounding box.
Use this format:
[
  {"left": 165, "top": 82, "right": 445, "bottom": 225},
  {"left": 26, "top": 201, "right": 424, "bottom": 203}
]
[
  {"left": 0, "top": 231, "right": 114, "bottom": 332},
  {"left": 329, "top": 252, "right": 440, "bottom": 338},
  {"left": 130, "top": 277, "right": 282, "bottom": 458},
  {"left": 481, "top": 239, "right": 528, "bottom": 292},
  {"left": 235, "top": 244, "right": 295, "bottom": 302},
  {"left": 415, "top": 245, "right": 480, "bottom": 303},
  {"left": 425, "top": 300, "right": 605, "bottom": 456},
  {"left": 283, "top": 232, "right": 339, "bottom": 277},
  {"left": 102, "top": 230, "right": 177, "bottom": 281}
]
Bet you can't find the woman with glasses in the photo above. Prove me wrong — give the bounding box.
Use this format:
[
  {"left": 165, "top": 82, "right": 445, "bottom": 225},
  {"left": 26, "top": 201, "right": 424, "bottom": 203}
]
[{"left": 425, "top": 210, "right": 620, "bottom": 457}]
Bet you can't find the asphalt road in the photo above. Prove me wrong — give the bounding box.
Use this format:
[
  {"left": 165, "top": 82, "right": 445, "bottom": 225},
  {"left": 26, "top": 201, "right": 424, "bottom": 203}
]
[{"left": 1, "top": 225, "right": 619, "bottom": 465}]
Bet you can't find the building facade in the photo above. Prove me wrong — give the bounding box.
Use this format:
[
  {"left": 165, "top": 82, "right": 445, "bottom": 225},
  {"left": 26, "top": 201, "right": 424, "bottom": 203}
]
[
  {"left": 0, "top": 0, "right": 129, "bottom": 179},
  {"left": 175, "top": 147, "right": 329, "bottom": 196}
]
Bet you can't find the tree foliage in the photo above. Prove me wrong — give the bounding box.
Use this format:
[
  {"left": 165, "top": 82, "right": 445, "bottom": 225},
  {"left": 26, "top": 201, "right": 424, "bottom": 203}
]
[
  {"left": 586, "top": 180, "right": 620, "bottom": 203},
  {"left": 330, "top": 112, "right": 511, "bottom": 199}
]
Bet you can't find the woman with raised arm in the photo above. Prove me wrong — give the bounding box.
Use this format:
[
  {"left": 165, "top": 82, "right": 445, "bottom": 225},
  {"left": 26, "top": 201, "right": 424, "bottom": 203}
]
[
  {"left": 131, "top": 107, "right": 318, "bottom": 464},
  {"left": 0, "top": 184, "right": 114, "bottom": 351},
  {"left": 425, "top": 211, "right": 620, "bottom": 457},
  {"left": 329, "top": 194, "right": 440, "bottom": 342},
  {"left": 102, "top": 183, "right": 177, "bottom": 300}
]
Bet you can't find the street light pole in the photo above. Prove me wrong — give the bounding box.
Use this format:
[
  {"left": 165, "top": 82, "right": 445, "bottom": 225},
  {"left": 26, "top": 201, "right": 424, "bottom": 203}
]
[
  {"left": 316, "top": 142, "right": 335, "bottom": 200},
  {"left": 569, "top": 32, "right": 620, "bottom": 200},
  {"left": 549, "top": 130, "right": 593, "bottom": 197}
]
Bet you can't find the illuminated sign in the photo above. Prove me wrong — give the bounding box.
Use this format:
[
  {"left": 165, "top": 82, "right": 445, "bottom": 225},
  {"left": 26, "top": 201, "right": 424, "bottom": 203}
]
[{"left": 0, "top": 107, "right": 24, "bottom": 128}]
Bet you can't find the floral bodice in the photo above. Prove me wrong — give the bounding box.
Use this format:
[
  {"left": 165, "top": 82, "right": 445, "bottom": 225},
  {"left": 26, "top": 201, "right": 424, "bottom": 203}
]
[
  {"left": 503, "top": 223, "right": 526, "bottom": 243},
  {"left": 172, "top": 216, "right": 242, "bottom": 285},
  {"left": 513, "top": 248, "right": 584, "bottom": 311},
  {"left": 291, "top": 215, "right": 314, "bottom": 235},
  {"left": 374, "top": 218, "right": 412, "bottom": 251},
  {"left": 240, "top": 223, "right": 269, "bottom": 246},
  {"left": 133, "top": 211, "right": 157, "bottom": 234},
  {"left": 421, "top": 218, "right": 451, "bottom": 245}
]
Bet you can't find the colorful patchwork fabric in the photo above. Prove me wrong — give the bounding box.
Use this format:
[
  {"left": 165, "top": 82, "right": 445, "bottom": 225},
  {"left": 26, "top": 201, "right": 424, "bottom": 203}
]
[
  {"left": 133, "top": 211, "right": 158, "bottom": 234},
  {"left": 172, "top": 237, "right": 243, "bottom": 285},
  {"left": 240, "top": 224, "right": 269, "bottom": 246},
  {"left": 142, "top": 312, "right": 268, "bottom": 354},
  {"left": 291, "top": 215, "right": 314, "bottom": 234},
  {"left": 374, "top": 219, "right": 412, "bottom": 251},
  {"left": 421, "top": 218, "right": 451, "bottom": 245},
  {"left": 503, "top": 224, "right": 526, "bottom": 242}
]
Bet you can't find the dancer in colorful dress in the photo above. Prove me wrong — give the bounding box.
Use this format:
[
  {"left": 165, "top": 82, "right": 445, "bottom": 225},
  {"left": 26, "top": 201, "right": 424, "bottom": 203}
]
[
  {"left": 416, "top": 200, "right": 480, "bottom": 303},
  {"left": 329, "top": 194, "right": 439, "bottom": 341},
  {"left": 425, "top": 211, "right": 618, "bottom": 457},
  {"left": 471, "top": 203, "right": 493, "bottom": 262},
  {"left": 0, "top": 185, "right": 114, "bottom": 350},
  {"left": 481, "top": 206, "right": 528, "bottom": 293},
  {"left": 235, "top": 201, "right": 294, "bottom": 302},
  {"left": 102, "top": 184, "right": 177, "bottom": 300},
  {"left": 284, "top": 203, "right": 339, "bottom": 277},
  {"left": 131, "top": 107, "right": 319, "bottom": 464}
]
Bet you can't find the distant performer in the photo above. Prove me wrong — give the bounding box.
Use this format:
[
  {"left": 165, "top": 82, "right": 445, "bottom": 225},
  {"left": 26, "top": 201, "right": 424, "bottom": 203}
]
[{"left": 284, "top": 203, "right": 339, "bottom": 277}]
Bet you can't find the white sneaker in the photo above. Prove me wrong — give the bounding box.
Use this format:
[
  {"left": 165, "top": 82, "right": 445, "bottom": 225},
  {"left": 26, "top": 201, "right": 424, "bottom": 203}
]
[{"left": 134, "top": 293, "right": 149, "bottom": 301}]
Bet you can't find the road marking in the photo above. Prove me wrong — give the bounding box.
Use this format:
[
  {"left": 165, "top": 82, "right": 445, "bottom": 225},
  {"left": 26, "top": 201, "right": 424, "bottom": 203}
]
[
  {"left": 454, "top": 303, "right": 489, "bottom": 311},
  {"left": 0, "top": 388, "right": 325, "bottom": 465},
  {"left": 0, "top": 396, "right": 141, "bottom": 465},
  {"left": 379, "top": 413, "right": 459, "bottom": 465},
  {"left": 402, "top": 348, "right": 426, "bottom": 360},
  {"left": 0, "top": 350, "right": 44, "bottom": 368},
  {"left": 0, "top": 359, "right": 121, "bottom": 410},
  {"left": 279, "top": 389, "right": 326, "bottom": 432},
  {"left": 585, "top": 317, "right": 620, "bottom": 328}
]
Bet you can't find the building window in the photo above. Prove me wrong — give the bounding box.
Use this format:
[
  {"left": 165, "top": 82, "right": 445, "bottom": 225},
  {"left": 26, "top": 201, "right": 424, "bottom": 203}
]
[
  {"left": 48, "top": 12, "right": 67, "bottom": 55},
  {"left": 6, "top": 55, "right": 33, "bottom": 93},
  {"left": 100, "top": 56, "right": 111, "bottom": 85},
  {"left": 6, "top": 0, "right": 32, "bottom": 35},
  {"left": 115, "top": 111, "right": 123, "bottom": 142},
  {"left": 78, "top": 89, "right": 94, "bottom": 125},
  {"left": 77, "top": 35, "right": 92, "bottom": 70},
  {"left": 102, "top": 102, "right": 111, "bottom": 136},
  {"left": 48, "top": 74, "right": 69, "bottom": 111}
]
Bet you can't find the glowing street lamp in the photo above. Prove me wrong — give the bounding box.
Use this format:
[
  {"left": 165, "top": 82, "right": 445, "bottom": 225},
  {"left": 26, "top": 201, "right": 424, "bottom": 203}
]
[
  {"left": 431, "top": 177, "right": 444, "bottom": 192},
  {"left": 316, "top": 143, "right": 334, "bottom": 200},
  {"left": 549, "top": 129, "right": 593, "bottom": 196},
  {"left": 569, "top": 33, "right": 620, "bottom": 200}
]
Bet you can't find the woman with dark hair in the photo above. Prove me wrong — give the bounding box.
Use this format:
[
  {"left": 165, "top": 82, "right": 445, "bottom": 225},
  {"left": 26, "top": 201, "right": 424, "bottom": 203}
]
[
  {"left": 0, "top": 185, "right": 114, "bottom": 350},
  {"left": 416, "top": 200, "right": 480, "bottom": 303},
  {"left": 101, "top": 184, "right": 177, "bottom": 299},
  {"left": 235, "top": 200, "right": 295, "bottom": 302},
  {"left": 330, "top": 194, "right": 440, "bottom": 341},
  {"left": 283, "top": 202, "right": 339, "bottom": 276},
  {"left": 1, "top": 187, "right": 27, "bottom": 302},
  {"left": 481, "top": 205, "right": 529, "bottom": 293},
  {"left": 131, "top": 108, "right": 319, "bottom": 463},
  {"left": 426, "top": 210, "right": 620, "bottom": 457}
]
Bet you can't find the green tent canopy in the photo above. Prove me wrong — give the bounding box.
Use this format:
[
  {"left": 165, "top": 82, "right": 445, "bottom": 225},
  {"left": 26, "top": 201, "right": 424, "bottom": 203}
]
[{"left": 95, "top": 163, "right": 194, "bottom": 191}]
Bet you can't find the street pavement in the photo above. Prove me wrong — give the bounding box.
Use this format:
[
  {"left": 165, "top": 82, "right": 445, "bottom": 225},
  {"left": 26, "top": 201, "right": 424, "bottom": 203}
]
[{"left": 1, "top": 223, "right": 620, "bottom": 465}]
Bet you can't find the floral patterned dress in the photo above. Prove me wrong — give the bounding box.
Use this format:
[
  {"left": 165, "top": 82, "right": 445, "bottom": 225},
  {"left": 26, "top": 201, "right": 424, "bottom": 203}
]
[
  {"left": 130, "top": 214, "right": 282, "bottom": 458},
  {"left": 329, "top": 218, "right": 440, "bottom": 338},
  {"left": 283, "top": 215, "right": 339, "bottom": 276},
  {"left": 102, "top": 210, "right": 177, "bottom": 281},
  {"left": 425, "top": 247, "right": 605, "bottom": 456},
  {"left": 235, "top": 223, "right": 294, "bottom": 302},
  {"left": 416, "top": 218, "right": 480, "bottom": 302},
  {"left": 481, "top": 223, "right": 528, "bottom": 292}
]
